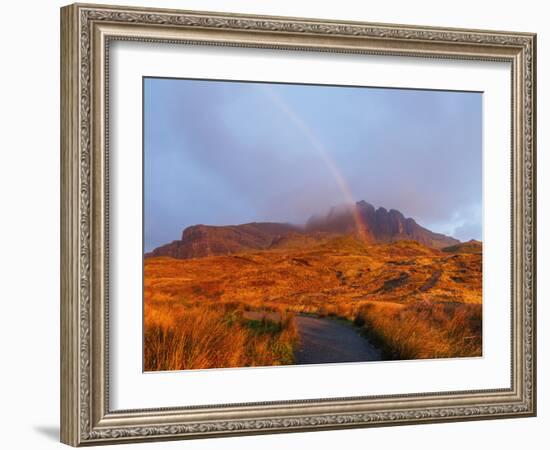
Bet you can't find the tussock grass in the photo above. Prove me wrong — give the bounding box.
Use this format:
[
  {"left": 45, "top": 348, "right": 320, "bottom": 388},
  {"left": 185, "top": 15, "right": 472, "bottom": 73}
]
[
  {"left": 144, "top": 298, "right": 299, "bottom": 371},
  {"left": 144, "top": 235, "right": 482, "bottom": 369},
  {"left": 353, "top": 300, "right": 482, "bottom": 359}
]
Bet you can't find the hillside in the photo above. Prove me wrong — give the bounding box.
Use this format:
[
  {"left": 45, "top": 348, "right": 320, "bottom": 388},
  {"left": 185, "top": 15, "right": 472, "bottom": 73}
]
[
  {"left": 144, "top": 203, "right": 481, "bottom": 370},
  {"left": 144, "top": 235, "right": 482, "bottom": 368},
  {"left": 146, "top": 201, "right": 460, "bottom": 259},
  {"left": 145, "top": 233, "right": 482, "bottom": 370},
  {"left": 306, "top": 201, "right": 459, "bottom": 249},
  {"left": 442, "top": 239, "right": 483, "bottom": 254},
  {"left": 146, "top": 222, "right": 299, "bottom": 259},
  {"left": 145, "top": 236, "right": 482, "bottom": 309}
]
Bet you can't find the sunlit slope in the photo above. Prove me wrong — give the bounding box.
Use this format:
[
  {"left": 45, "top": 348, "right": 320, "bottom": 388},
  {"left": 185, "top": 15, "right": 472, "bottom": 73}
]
[{"left": 145, "top": 236, "right": 481, "bottom": 310}]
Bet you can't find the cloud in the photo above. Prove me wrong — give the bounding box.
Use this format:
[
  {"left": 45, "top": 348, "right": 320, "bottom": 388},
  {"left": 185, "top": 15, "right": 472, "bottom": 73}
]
[{"left": 144, "top": 78, "right": 482, "bottom": 251}]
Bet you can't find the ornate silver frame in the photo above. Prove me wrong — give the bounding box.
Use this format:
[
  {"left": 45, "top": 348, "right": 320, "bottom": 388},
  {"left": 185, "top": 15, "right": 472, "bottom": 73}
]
[{"left": 60, "top": 3, "right": 537, "bottom": 446}]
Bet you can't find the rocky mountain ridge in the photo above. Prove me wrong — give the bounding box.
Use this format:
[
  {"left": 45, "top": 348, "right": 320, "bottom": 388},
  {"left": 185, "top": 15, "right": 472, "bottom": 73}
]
[
  {"left": 146, "top": 201, "right": 461, "bottom": 259},
  {"left": 306, "top": 201, "right": 459, "bottom": 249}
]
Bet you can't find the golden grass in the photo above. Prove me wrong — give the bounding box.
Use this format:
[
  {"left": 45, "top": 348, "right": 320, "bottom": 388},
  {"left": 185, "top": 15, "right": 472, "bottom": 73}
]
[
  {"left": 144, "top": 297, "right": 298, "bottom": 371},
  {"left": 353, "top": 300, "right": 482, "bottom": 359},
  {"left": 144, "top": 236, "right": 482, "bottom": 369}
]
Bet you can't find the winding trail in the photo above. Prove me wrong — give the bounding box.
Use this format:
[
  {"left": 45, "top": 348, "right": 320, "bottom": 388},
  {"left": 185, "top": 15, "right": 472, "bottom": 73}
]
[{"left": 294, "top": 315, "right": 382, "bottom": 365}]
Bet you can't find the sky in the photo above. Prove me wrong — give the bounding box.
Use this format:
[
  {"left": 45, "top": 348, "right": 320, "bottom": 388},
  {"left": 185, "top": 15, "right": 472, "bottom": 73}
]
[{"left": 144, "top": 77, "right": 482, "bottom": 252}]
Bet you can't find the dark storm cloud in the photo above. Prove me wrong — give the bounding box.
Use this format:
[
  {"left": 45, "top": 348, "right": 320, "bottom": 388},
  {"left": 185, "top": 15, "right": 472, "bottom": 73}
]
[{"left": 144, "top": 78, "right": 482, "bottom": 251}]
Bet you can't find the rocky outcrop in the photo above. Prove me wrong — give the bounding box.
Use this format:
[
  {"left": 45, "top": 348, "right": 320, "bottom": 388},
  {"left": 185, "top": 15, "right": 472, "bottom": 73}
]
[
  {"left": 442, "top": 239, "right": 482, "bottom": 254},
  {"left": 306, "top": 201, "right": 459, "bottom": 249},
  {"left": 147, "top": 201, "right": 461, "bottom": 259},
  {"left": 146, "top": 222, "right": 298, "bottom": 259}
]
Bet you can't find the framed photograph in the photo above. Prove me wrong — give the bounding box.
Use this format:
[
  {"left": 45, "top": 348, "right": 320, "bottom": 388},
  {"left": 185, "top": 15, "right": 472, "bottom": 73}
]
[{"left": 60, "top": 3, "right": 537, "bottom": 446}]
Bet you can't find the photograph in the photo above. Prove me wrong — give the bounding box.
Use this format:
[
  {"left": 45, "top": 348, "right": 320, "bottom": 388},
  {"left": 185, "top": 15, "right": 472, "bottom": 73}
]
[{"left": 143, "top": 78, "right": 483, "bottom": 371}]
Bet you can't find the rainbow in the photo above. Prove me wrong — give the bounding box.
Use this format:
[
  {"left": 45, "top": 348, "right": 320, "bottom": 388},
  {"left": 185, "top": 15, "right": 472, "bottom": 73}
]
[{"left": 259, "top": 85, "right": 368, "bottom": 241}]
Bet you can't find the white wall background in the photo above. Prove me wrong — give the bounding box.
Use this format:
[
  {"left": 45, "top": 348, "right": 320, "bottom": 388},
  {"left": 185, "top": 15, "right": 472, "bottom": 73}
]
[{"left": 0, "top": 1, "right": 546, "bottom": 449}]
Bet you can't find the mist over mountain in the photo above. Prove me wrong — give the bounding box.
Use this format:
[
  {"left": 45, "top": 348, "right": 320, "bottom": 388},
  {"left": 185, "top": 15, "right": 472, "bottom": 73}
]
[
  {"left": 144, "top": 80, "right": 482, "bottom": 253},
  {"left": 146, "top": 201, "right": 460, "bottom": 259},
  {"left": 306, "top": 201, "right": 459, "bottom": 249}
]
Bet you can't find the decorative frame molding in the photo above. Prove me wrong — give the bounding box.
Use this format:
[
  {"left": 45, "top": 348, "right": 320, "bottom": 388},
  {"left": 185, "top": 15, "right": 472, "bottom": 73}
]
[{"left": 60, "top": 3, "right": 536, "bottom": 446}]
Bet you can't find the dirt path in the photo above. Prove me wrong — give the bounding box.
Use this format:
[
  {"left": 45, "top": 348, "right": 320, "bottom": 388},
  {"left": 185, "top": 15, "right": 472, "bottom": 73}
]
[{"left": 294, "top": 315, "right": 382, "bottom": 365}]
